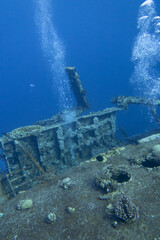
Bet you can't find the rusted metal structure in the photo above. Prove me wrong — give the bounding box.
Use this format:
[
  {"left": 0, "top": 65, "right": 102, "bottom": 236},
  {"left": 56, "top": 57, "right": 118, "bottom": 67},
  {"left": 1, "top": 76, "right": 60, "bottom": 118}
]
[{"left": 0, "top": 67, "right": 120, "bottom": 198}]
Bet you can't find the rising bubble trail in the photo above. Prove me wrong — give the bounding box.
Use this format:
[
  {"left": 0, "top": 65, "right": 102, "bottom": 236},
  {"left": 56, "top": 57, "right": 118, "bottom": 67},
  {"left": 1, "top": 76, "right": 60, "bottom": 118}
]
[
  {"left": 35, "top": 0, "right": 74, "bottom": 114},
  {"left": 35, "top": 0, "right": 76, "bottom": 162},
  {"left": 131, "top": 0, "right": 160, "bottom": 99}
]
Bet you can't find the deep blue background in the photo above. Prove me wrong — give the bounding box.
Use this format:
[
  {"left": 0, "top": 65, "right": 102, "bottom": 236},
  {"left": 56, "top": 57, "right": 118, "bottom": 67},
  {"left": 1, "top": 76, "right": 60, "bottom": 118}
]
[{"left": 0, "top": 0, "right": 160, "bottom": 136}]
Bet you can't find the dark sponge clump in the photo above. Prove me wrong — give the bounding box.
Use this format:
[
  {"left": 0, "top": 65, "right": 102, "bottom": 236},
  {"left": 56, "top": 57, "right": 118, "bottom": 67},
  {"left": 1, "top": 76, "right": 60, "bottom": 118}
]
[{"left": 114, "top": 195, "right": 139, "bottom": 222}]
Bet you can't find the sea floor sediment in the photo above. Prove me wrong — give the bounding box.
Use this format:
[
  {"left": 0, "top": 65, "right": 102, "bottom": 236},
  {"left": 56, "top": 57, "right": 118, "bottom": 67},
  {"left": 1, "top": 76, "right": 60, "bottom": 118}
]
[{"left": 0, "top": 137, "right": 160, "bottom": 240}]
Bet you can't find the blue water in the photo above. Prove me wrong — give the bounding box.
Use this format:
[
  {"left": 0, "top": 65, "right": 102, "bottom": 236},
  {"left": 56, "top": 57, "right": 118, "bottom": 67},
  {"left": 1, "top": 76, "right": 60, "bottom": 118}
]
[{"left": 0, "top": 0, "right": 160, "bottom": 136}]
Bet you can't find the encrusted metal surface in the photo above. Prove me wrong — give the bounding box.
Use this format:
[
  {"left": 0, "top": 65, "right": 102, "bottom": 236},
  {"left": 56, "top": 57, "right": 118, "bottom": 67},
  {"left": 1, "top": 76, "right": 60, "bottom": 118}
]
[{"left": 0, "top": 107, "right": 119, "bottom": 197}]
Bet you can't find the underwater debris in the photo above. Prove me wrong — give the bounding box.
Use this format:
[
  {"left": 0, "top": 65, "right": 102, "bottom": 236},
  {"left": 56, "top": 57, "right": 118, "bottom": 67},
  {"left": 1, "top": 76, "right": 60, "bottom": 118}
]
[
  {"left": 0, "top": 67, "right": 120, "bottom": 198},
  {"left": 16, "top": 199, "right": 33, "bottom": 210},
  {"left": 65, "top": 67, "right": 89, "bottom": 112},
  {"left": 0, "top": 106, "right": 118, "bottom": 198},
  {"left": 111, "top": 96, "right": 160, "bottom": 110},
  {"left": 60, "top": 177, "right": 74, "bottom": 189},
  {"left": 46, "top": 212, "right": 57, "bottom": 224},
  {"left": 66, "top": 207, "right": 76, "bottom": 213},
  {"left": 114, "top": 195, "right": 139, "bottom": 223},
  {"left": 111, "top": 96, "right": 160, "bottom": 127}
]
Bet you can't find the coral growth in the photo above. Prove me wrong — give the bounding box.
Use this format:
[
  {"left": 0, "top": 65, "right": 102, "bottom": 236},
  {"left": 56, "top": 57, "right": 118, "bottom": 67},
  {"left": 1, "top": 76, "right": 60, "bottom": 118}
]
[{"left": 114, "top": 195, "right": 139, "bottom": 222}]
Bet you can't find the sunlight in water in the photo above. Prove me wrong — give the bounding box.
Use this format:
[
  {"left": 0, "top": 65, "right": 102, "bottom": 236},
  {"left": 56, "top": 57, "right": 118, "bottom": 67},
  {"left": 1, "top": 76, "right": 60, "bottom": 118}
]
[
  {"left": 35, "top": 0, "right": 73, "bottom": 112},
  {"left": 131, "top": 0, "right": 160, "bottom": 99}
]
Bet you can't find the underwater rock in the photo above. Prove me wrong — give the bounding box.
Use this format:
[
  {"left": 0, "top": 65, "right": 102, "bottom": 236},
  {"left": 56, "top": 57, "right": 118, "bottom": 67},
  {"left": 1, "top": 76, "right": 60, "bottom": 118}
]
[
  {"left": 46, "top": 213, "right": 57, "bottom": 224},
  {"left": 16, "top": 199, "right": 33, "bottom": 210},
  {"left": 66, "top": 207, "right": 76, "bottom": 213},
  {"left": 114, "top": 195, "right": 139, "bottom": 222},
  {"left": 60, "top": 177, "right": 74, "bottom": 189}
]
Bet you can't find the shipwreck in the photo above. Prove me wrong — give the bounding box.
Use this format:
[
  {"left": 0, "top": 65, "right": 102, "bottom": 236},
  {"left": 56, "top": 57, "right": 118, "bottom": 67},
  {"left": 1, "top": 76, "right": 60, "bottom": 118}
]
[
  {"left": 0, "top": 67, "right": 120, "bottom": 198},
  {"left": 1, "top": 67, "right": 160, "bottom": 199}
]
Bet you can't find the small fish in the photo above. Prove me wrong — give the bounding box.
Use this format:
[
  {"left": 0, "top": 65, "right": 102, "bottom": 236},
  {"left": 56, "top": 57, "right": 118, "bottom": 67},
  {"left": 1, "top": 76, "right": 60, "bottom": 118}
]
[{"left": 29, "top": 83, "right": 36, "bottom": 88}]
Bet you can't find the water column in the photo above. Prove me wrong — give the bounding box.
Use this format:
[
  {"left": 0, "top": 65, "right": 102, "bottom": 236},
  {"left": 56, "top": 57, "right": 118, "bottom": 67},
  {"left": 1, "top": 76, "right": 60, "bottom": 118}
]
[
  {"left": 35, "top": 0, "right": 73, "bottom": 114},
  {"left": 35, "top": 0, "right": 76, "bottom": 164},
  {"left": 131, "top": 0, "right": 160, "bottom": 100}
]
